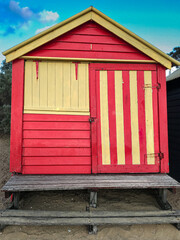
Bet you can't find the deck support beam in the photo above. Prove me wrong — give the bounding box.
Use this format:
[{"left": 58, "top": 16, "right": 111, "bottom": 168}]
[
  {"left": 0, "top": 224, "right": 5, "bottom": 232},
  {"left": 156, "top": 189, "right": 172, "bottom": 210},
  {"left": 175, "top": 223, "right": 180, "bottom": 230},
  {"left": 89, "top": 191, "right": 98, "bottom": 234},
  {"left": 88, "top": 225, "right": 98, "bottom": 234},
  {"left": 89, "top": 191, "right": 97, "bottom": 208},
  {"left": 12, "top": 192, "right": 20, "bottom": 209}
]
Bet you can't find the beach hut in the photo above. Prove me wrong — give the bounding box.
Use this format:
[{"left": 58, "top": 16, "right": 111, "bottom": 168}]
[
  {"left": 167, "top": 68, "right": 180, "bottom": 182},
  {"left": 3, "top": 7, "right": 180, "bottom": 175},
  {"left": 1, "top": 7, "right": 180, "bottom": 232}
]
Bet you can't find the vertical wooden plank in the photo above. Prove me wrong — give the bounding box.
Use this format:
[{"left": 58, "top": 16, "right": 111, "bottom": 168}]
[
  {"left": 47, "top": 62, "right": 56, "bottom": 107},
  {"left": 55, "top": 62, "right": 63, "bottom": 110},
  {"left": 71, "top": 63, "right": 79, "bottom": 108},
  {"left": 144, "top": 71, "right": 155, "bottom": 164},
  {"left": 107, "top": 71, "right": 117, "bottom": 165},
  {"left": 115, "top": 71, "right": 125, "bottom": 165},
  {"left": 89, "top": 67, "right": 97, "bottom": 173},
  {"left": 63, "top": 62, "right": 71, "bottom": 108},
  {"left": 100, "top": 71, "right": 110, "bottom": 165},
  {"left": 10, "top": 59, "right": 24, "bottom": 173},
  {"left": 24, "top": 61, "right": 32, "bottom": 108},
  {"left": 152, "top": 71, "right": 160, "bottom": 168},
  {"left": 96, "top": 70, "right": 103, "bottom": 170},
  {"left": 39, "top": 61, "right": 48, "bottom": 107},
  {"left": 129, "top": 71, "right": 140, "bottom": 165},
  {"left": 89, "top": 65, "right": 96, "bottom": 118},
  {"left": 85, "top": 64, "right": 89, "bottom": 111},
  {"left": 123, "top": 71, "right": 132, "bottom": 165},
  {"left": 32, "top": 61, "right": 39, "bottom": 107},
  {"left": 137, "top": 71, "right": 146, "bottom": 165},
  {"left": 79, "top": 63, "right": 86, "bottom": 110},
  {"left": 158, "top": 65, "right": 169, "bottom": 173}
]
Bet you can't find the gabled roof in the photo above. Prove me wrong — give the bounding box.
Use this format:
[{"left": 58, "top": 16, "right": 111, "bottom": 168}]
[{"left": 3, "top": 7, "right": 180, "bottom": 69}]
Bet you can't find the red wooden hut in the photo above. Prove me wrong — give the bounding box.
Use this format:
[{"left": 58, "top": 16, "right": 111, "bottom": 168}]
[
  {"left": 1, "top": 7, "right": 180, "bottom": 232},
  {"left": 3, "top": 7, "right": 180, "bottom": 175}
]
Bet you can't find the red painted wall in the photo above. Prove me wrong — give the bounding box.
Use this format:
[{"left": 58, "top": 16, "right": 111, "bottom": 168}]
[
  {"left": 9, "top": 21, "right": 169, "bottom": 174},
  {"left": 26, "top": 21, "right": 152, "bottom": 61},
  {"left": 22, "top": 114, "right": 91, "bottom": 174}
]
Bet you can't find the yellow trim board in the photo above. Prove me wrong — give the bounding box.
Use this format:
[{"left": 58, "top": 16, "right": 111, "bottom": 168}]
[
  {"left": 24, "top": 110, "right": 90, "bottom": 115},
  {"left": 3, "top": 7, "right": 180, "bottom": 68},
  {"left": 22, "top": 56, "right": 156, "bottom": 63}
]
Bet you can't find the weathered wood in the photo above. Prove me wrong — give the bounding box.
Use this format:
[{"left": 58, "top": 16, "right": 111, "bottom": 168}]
[
  {"left": 89, "top": 225, "right": 98, "bottom": 234},
  {"left": 1, "top": 209, "right": 180, "bottom": 218},
  {"left": 2, "top": 174, "right": 180, "bottom": 192},
  {"left": 174, "top": 223, "right": 180, "bottom": 230},
  {"left": 90, "top": 191, "right": 97, "bottom": 208},
  {"left": 0, "top": 224, "right": 5, "bottom": 232},
  {"left": 156, "top": 189, "right": 172, "bottom": 210},
  {"left": 12, "top": 192, "right": 20, "bottom": 209},
  {"left": 0, "top": 210, "right": 179, "bottom": 226}
]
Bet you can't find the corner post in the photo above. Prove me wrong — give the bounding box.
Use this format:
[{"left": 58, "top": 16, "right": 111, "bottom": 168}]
[
  {"left": 157, "top": 65, "right": 169, "bottom": 173},
  {"left": 10, "top": 59, "right": 24, "bottom": 173}
]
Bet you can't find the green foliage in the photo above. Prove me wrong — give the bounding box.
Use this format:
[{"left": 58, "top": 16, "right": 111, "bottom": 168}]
[
  {"left": 168, "top": 47, "right": 180, "bottom": 61},
  {"left": 0, "top": 60, "right": 12, "bottom": 133}
]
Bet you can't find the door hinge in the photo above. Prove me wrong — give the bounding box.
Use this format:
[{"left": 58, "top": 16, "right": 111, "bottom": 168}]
[
  {"left": 145, "top": 152, "right": 164, "bottom": 161},
  {"left": 144, "top": 83, "right": 161, "bottom": 90},
  {"left": 89, "top": 117, "right": 95, "bottom": 123}
]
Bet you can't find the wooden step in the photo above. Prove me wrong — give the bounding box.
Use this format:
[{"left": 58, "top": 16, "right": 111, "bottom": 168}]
[{"left": 0, "top": 210, "right": 180, "bottom": 226}]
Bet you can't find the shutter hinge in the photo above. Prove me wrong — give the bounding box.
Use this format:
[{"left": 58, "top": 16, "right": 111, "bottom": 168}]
[{"left": 144, "top": 83, "right": 161, "bottom": 90}]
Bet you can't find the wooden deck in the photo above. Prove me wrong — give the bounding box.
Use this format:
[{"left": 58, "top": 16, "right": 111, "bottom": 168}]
[{"left": 2, "top": 174, "right": 180, "bottom": 192}]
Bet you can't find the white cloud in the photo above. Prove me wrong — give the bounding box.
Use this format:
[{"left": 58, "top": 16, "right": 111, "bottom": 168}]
[
  {"left": 35, "top": 25, "right": 54, "bottom": 34},
  {"left": 9, "top": 1, "right": 33, "bottom": 19},
  {"left": 39, "top": 10, "right": 59, "bottom": 23}
]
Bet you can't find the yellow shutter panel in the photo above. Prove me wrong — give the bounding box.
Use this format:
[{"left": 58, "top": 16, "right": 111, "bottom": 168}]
[{"left": 24, "top": 60, "right": 90, "bottom": 115}]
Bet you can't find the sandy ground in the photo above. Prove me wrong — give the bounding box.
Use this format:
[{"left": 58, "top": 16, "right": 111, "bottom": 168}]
[{"left": 0, "top": 134, "right": 180, "bottom": 240}]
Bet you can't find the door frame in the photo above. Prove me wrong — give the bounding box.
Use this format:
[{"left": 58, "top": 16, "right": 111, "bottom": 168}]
[{"left": 89, "top": 63, "right": 169, "bottom": 174}]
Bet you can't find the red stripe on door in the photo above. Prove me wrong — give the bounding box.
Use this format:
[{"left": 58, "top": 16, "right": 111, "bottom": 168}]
[
  {"left": 107, "top": 71, "right": 117, "bottom": 165},
  {"left": 137, "top": 71, "right": 146, "bottom": 165},
  {"left": 122, "top": 71, "right": 132, "bottom": 165},
  {"left": 96, "top": 70, "right": 103, "bottom": 167}
]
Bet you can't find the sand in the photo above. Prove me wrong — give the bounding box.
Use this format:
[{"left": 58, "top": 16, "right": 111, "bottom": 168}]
[{"left": 0, "top": 134, "right": 179, "bottom": 240}]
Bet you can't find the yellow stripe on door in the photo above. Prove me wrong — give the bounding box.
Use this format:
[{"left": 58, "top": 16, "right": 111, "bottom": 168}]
[
  {"left": 144, "top": 71, "right": 155, "bottom": 164},
  {"left": 100, "top": 71, "right": 111, "bottom": 165},
  {"left": 130, "top": 71, "right": 140, "bottom": 165},
  {"left": 115, "top": 71, "right": 125, "bottom": 165}
]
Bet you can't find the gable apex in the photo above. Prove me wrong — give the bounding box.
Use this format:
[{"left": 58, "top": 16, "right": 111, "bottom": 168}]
[{"left": 3, "top": 7, "right": 180, "bottom": 69}]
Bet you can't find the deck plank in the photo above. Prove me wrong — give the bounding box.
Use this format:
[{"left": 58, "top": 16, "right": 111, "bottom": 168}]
[{"left": 2, "top": 174, "right": 180, "bottom": 192}]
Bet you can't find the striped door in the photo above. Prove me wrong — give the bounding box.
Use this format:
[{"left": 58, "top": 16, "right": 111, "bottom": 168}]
[{"left": 95, "top": 68, "right": 160, "bottom": 173}]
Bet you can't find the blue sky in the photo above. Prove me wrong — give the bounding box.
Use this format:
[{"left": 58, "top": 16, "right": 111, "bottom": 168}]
[{"left": 0, "top": 0, "right": 180, "bottom": 65}]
